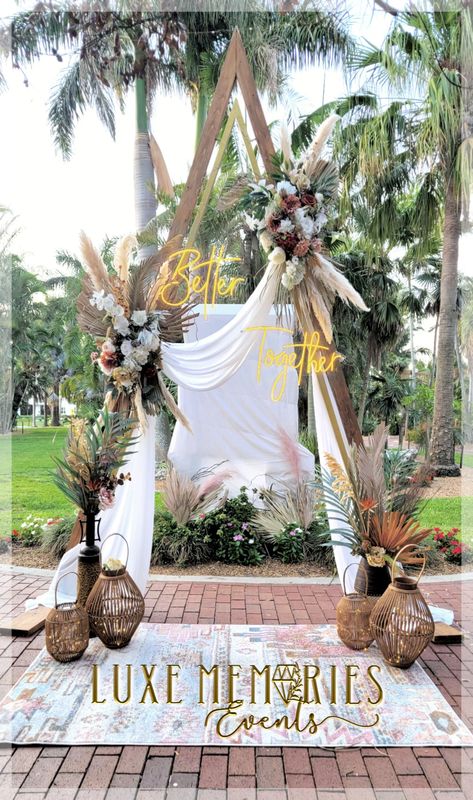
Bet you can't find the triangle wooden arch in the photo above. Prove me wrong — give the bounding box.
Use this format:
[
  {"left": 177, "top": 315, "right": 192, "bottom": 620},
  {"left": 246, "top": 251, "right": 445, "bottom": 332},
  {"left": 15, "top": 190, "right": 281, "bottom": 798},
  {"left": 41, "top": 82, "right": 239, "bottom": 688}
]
[{"left": 164, "top": 28, "right": 362, "bottom": 447}]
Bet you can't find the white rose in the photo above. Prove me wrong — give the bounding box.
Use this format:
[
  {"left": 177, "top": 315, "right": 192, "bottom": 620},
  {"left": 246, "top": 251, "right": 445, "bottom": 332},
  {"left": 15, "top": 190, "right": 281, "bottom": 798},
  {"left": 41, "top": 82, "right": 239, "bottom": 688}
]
[
  {"left": 113, "top": 315, "right": 130, "bottom": 335},
  {"left": 279, "top": 218, "right": 295, "bottom": 234},
  {"left": 259, "top": 231, "right": 273, "bottom": 252},
  {"left": 315, "top": 192, "right": 324, "bottom": 203},
  {"left": 138, "top": 328, "right": 154, "bottom": 347},
  {"left": 131, "top": 309, "right": 148, "bottom": 326},
  {"left": 268, "top": 247, "right": 286, "bottom": 265},
  {"left": 120, "top": 339, "right": 133, "bottom": 356},
  {"left": 281, "top": 272, "right": 295, "bottom": 290},
  {"left": 132, "top": 345, "right": 150, "bottom": 366}
]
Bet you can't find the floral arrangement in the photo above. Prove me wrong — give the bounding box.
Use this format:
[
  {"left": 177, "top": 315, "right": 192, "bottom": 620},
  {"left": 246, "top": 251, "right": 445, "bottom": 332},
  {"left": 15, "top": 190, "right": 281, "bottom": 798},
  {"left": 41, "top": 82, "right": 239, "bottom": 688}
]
[
  {"left": 316, "top": 423, "right": 432, "bottom": 568},
  {"left": 244, "top": 114, "right": 368, "bottom": 342},
  {"left": 432, "top": 527, "right": 471, "bottom": 565},
  {"left": 77, "top": 233, "right": 196, "bottom": 429},
  {"left": 53, "top": 408, "right": 136, "bottom": 516}
]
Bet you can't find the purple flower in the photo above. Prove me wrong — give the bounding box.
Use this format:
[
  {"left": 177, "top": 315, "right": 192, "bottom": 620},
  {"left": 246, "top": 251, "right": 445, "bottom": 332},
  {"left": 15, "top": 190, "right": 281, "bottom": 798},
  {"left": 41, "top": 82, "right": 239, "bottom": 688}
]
[
  {"left": 233, "top": 534, "right": 244, "bottom": 542},
  {"left": 241, "top": 522, "right": 249, "bottom": 531}
]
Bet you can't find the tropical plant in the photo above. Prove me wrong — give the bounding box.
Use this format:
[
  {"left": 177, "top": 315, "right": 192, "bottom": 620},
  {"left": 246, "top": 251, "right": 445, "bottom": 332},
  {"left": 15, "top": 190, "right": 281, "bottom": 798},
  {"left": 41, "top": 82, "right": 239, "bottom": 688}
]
[
  {"left": 348, "top": 7, "right": 472, "bottom": 474},
  {"left": 53, "top": 408, "right": 136, "bottom": 515},
  {"left": 151, "top": 510, "right": 212, "bottom": 566},
  {"left": 162, "top": 464, "right": 230, "bottom": 526},
  {"left": 314, "top": 423, "right": 432, "bottom": 568},
  {"left": 41, "top": 514, "right": 76, "bottom": 560}
]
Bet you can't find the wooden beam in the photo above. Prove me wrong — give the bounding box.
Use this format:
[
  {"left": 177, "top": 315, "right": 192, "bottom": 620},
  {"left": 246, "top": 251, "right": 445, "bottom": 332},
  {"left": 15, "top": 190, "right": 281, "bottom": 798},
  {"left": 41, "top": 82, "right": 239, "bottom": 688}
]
[
  {"left": 168, "top": 31, "right": 238, "bottom": 242},
  {"left": 234, "top": 29, "right": 276, "bottom": 176},
  {"left": 0, "top": 606, "right": 49, "bottom": 636}
]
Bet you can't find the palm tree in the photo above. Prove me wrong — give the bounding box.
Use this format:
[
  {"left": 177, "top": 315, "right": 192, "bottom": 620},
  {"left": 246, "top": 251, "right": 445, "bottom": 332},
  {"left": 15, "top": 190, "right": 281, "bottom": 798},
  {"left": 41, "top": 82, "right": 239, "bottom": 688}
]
[{"left": 349, "top": 8, "right": 472, "bottom": 474}]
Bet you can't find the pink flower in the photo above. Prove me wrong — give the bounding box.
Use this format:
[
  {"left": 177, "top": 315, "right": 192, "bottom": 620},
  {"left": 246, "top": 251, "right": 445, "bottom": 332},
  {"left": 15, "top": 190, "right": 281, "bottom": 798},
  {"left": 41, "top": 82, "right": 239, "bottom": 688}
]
[
  {"left": 293, "top": 239, "right": 310, "bottom": 257},
  {"left": 233, "top": 534, "right": 244, "bottom": 542},
  {"left": 242, "top": 522, "right": 249, "bottom": 531},
  {"left": 99, "top": 487, "right": 115, "bottom": 510},
  {"left": 311, "top": 238, "right": 322, "bottom": 253},
  {"left": 282, "top": 195, "right": 301, "bottom": 213}
]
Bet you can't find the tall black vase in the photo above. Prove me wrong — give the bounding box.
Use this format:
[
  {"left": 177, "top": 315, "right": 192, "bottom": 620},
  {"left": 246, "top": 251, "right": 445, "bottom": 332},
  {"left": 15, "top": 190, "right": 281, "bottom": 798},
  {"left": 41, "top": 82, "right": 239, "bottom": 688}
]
[
  {"left": 77, "top": 513, "right": 101, "bottom": 608},
  {"left": 354, "top": 556, "right": 391, "bottom": 597}
]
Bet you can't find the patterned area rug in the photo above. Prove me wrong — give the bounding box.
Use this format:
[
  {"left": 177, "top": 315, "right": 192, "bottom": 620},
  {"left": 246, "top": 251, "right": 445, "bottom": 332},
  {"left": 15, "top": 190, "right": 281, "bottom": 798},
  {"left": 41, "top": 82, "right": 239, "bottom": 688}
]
[{"left": 1, "top": 624, "right": 471, "bottom": 747}]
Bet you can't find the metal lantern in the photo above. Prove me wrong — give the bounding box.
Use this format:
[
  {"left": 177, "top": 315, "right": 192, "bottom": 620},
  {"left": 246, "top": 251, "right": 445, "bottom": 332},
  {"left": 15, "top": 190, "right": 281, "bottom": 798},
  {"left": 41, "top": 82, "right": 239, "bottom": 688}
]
[
  {"left": 85, "top": 533, "right": 144, "bottom": 649},
  {"left": 45, "top": 572, "right": 89, "bottom": 662},
  {"left": 336, "top": 563, "right": 376, "bottom": 650},
  {"left": 370, "top": 545, "right": 434, "bottom": 669}
]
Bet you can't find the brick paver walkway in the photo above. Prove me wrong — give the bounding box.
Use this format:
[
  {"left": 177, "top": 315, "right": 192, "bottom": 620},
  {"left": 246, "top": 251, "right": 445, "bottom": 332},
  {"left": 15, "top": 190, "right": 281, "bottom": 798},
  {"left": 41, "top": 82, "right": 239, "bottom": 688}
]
[{"left": 0, "top": 569, "right": 472, "bottom": 799}]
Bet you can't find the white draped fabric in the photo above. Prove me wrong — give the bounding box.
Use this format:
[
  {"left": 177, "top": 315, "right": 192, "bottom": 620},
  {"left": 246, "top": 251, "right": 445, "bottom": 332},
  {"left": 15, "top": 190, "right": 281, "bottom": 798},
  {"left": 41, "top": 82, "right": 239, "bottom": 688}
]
[
  {"left": 168, "top": 305, "right": 314, "bottom": 497},
  {"left": 30, "top": 259, "right": 362, "bottom": 607}
]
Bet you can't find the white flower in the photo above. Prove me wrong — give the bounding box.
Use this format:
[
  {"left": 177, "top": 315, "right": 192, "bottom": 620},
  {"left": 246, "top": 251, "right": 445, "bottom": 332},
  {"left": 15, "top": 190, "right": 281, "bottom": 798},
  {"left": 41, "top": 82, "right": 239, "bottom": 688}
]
[
  {"left": 132, "top": 345, "right": 150, "bottom": 366},
  {"left": 102, "top": 339, "right": 116, "bottom": 354},
  {"left": 138, "top": 328, "right": 160, "bottom": 350},
  {"left": 120, "top": 339, "right": 133, "bottom": 357},
  {"left": 294, "top": 207, "right": 314, "bottom": 238},
  {"left": 90, "top": 290, "right": 105, "bottom": 309},
  {"left": 276, "top": 180, "right": 297, "bottom": 196},
  {"left": 259, "top": 230, "right": 273, "bottom": 252},
  {"left": 315, "top": 192, "right": 324, "bottom": 204},
  {"left": 103, "top": 294, "right": 117, "bottom": 312},
  {"left": 279, "top": 218, "right": 295, "bottom": 234},
  {"left": 314, "top": 211, "right": 328, "bottom": 232},
  {"left": 281, "top": 272, "right": 295, "bottom": 290},
  {"left": 123, "top": 355, "right": 140, "bottom": 372},
  {"left": 268, "top": 247, "right": 286, "bottom": 265},
  {"left": 131, "top": 309, "right": 148, "bottom": 326},
  {"left": 112, "top": 303, "right": 125, "bottom": 317},
  {"left": 243, "top": 213, "right": 258, "bottom": 231},
  {"left": 113, "top": 315, "right": 130, "bottom": 335}
]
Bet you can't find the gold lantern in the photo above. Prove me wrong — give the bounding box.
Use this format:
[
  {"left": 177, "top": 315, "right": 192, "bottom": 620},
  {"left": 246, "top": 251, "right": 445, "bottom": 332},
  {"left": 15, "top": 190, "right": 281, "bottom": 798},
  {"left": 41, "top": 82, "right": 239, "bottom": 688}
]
[
  {"left": 370, "top": 545, "right": 434, "bottom": 669},
  {"left": 85, "top": 533, "right": 144, "bottom": 649},
  {"left": 45, "top": 572, "right": 89, "bottom": 662},
  {"left": 336, "top": 563, "right": 376, "bottom": 650}
]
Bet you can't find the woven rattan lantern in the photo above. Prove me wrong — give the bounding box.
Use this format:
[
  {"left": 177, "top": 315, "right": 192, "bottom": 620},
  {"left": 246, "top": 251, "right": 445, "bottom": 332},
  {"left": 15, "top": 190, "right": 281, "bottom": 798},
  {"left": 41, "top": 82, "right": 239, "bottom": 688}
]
[
  {"left": 45, "top": 572, "right": 89, "bottom": 662},
  {"left": 370, "top": 545, "right": 434, "bottom": 669},
  {"left": 336, "top": 563, "right": 376, "bottom": 650},
  {"left": 85, "top": 533, "right": 144, "bottom": 649}
]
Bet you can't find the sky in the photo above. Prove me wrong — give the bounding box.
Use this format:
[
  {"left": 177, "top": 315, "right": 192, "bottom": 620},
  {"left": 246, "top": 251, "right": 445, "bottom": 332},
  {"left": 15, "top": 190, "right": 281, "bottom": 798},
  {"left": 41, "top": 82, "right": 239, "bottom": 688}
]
[{"left": 0, "top": 1, "right": 395, "bottom": 275}]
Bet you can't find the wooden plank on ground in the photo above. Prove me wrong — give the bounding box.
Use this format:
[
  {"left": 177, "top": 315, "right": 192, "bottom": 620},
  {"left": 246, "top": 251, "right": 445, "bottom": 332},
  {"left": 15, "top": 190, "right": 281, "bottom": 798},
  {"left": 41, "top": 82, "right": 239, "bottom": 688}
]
[
  {"left": 0, "top": 606, "right": 48, "bottom": 636},
  {"left": 432, "top": 622, "right": 463, "bottom": 644}
]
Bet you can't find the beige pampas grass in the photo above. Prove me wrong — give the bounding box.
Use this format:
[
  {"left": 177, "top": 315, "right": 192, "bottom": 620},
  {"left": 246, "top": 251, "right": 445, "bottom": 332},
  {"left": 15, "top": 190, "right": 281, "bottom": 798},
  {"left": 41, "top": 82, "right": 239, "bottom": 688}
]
[
  {"left": 279, "top": 122, "right": 293, "bottom": 168},
  {"left": 79, "top": 231, "right": 112, "bottom": 294},
  {"left": 114, "top": 234, "right": 138, "bottom": 282},
  {"left": 315, "top": 254, "right": 369, "bottom": 312},
  {"left": 304, "top": 113, "right": 340, "bottom": 178}
]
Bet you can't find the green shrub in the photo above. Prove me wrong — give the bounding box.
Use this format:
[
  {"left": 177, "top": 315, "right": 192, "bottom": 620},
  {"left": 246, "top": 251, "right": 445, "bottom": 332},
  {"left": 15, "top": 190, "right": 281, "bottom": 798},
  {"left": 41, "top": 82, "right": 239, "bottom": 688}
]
[
  {"left": 197, "top": 488, "right": 264, "bottom": 566},
  {"left": 41, "top": 515, "right": 76, "bottom": 559},
  {"left": 151, "top": 510, "right": 212, "bottom": 566},
  {"left": 271, "top": 524, "right": 306, "bottom": 563}
]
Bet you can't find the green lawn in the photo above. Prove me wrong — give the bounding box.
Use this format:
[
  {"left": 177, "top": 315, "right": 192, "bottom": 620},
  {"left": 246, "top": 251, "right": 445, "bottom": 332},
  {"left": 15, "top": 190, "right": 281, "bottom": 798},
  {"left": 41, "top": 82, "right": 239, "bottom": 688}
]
[{"left": 6, "top": 427, "right": 72, "bottom": 533}]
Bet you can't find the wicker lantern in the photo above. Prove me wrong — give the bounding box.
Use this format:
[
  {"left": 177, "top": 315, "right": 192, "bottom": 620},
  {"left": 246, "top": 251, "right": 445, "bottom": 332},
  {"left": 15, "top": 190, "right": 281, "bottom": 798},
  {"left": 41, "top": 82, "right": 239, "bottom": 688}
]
[
  {"left": 336, "top": 563, "right": 376, "bottom": 650},
  {"left": 370, "top": 545, "right": 434, "bottom": 669},
  {"left": 45, "top": 572, "right": 89, "bottom": 662},
  {"left": 85, "top": 533, "right": 144, "bottom": 649}
]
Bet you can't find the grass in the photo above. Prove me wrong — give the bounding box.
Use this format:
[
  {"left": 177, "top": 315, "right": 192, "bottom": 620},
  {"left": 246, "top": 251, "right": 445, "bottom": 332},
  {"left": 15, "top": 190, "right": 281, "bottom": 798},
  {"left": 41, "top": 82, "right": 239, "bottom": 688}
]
[
  {"left": 4, "top": 427, "right": 72, "bottom": 534},
  {"left": 2, "top": 426, "right": 165, "bottom": 537},
  {"left": 417, "top": 496, "right": 473, "bottom": 541}
]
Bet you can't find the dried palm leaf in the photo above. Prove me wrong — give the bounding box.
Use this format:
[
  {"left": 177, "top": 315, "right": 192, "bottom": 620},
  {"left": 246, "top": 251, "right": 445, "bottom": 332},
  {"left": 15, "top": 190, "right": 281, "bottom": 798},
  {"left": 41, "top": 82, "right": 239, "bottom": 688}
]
[
  {"left": 149, "top": 133, "right": 174, "bottom": 198},
  {"left": 217, "top": 175, "right": 250, "bottom": 212},
  {"left": 371, "top": 511, "right": 431, "bottom": 554},
  {"left": 356, "top": 422, "right": 387, "bottom": 507},
  {"left": 312, "top": 255, "right": 369, "bottom": 312},
  {"left": 163, "top": 466, "right": 227, "bottom": 525},
  {"left": 279, "top": 122, "right": 294, "bottom": 168},
  {"left": 77, "top": 274, "right": 108, "bottom": 338}
]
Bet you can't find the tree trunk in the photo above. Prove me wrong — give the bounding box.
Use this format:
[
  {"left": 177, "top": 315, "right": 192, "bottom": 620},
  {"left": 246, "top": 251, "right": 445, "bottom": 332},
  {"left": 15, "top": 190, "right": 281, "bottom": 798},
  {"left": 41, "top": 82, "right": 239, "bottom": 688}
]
[
  {"left": 134, "top": 73, "right": 157, "bottom": 260},
  {"left": 357, "top": 351, "right": 372, "bottom": 430},
  {"left": 429, "top": 178, "right": 461, "bottom": 475},
  {"left": 430, "top": 312, "right": 439, "bottom": 387},
  {"left": 10, "top": 380, "right": 27, "bottom": 430},
  {"left": 134, "top": 68, "right": 171, "bottom": 456},
  {"left": 52, "top": 381, "right": 60, "bottom": 427},
  {"left": 43, "top": 391, "right": 49, "bottom": 427}
]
